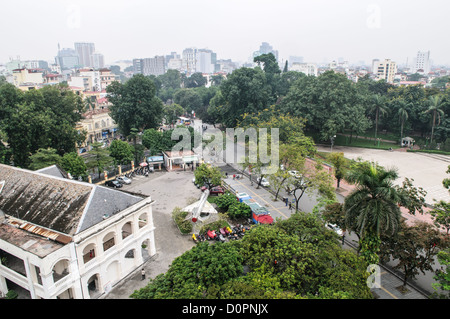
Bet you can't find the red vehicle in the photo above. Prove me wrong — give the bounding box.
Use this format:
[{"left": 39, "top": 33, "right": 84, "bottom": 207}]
[
  {"left": 207, "top": 230, "right": 217, "bottom": 240},
  {"left": 201, "top": 186, "right": 225, "bottom": 196}
]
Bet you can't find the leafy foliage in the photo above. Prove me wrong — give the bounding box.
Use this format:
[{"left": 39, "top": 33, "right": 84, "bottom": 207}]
[
  {"left": 107, "top": 74, "right": 164, "bottom": 137},
  {"left": 0, "top": 84, "right": 84, "bottom": 168},
  {"left": 227, "top": 202, "right": 252, "bottom": 220},
  {"left": 131, "top": 211, "right": 372, "bottom": 299},
  {"left": 108, "top": 139, "right": 134, "bottom": 165}
]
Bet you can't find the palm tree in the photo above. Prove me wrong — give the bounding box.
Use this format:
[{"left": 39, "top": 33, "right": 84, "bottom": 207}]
[
  {"left": 344, "top": 161, "right": 403, "bottom": 239},
  {"left": 397, "top": 100, "right": 409, "bottom": 140},
  {"left": 369, "top": 94, "right": 389, "bottom": 141},
  {"left": 426, "top": 95, "right": 444, "bottom": 143}
]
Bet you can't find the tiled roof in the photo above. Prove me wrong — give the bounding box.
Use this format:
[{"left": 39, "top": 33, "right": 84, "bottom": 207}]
[{"left": 0, "top": 164, "right": 145, "bottom": 237}]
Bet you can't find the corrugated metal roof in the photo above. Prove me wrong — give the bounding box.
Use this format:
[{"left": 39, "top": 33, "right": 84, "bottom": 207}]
[{"left": 20, "top": 222, "right": 72, "bottom": 244}]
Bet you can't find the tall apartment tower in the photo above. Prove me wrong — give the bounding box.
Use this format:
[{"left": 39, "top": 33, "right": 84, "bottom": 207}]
[
  {"left": 196, "top": 49, "right": 215, "bottom": 74},
  {"left": 375, "top": 59, "right": 397, "bottom": 83},
  {"left": 182, "top": 48, "right": 197, "bottom": 75},
  {"left": 132, "top": 56, "right": 165, "bottom": 76},
  {"left": 413, "top": 51, "right": 430, "bottom": 74},
  {"left": 91, "top": 52, "right": 105, "bottom": 69},
  {"left": 74, "top": 42, "right": 96, "bottom": 67},
  {"left": 253, "top": 42, "right": 279, "bottom": 61}
]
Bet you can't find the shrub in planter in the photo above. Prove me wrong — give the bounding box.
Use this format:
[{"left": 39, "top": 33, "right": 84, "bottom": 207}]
[
  {"left": 214, "top": 192, "right": 238, "bottom": 211},
  {"left": 227, "top": 202, "right": 252, "bottom": 220},
  {"left": 172, "top": 207, "right": 193, "bottom": 234}
]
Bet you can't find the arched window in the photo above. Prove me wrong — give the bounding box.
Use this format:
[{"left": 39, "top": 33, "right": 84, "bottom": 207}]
[
  {"left": 121, "top": 222, "right": 133, "bottom": 240},
  {"left": 52, "top": 259, "right": 70, "bottom": 282},
  {"left": 82, "top": 243, "right": 96, "bottom": 264},
  {"left": 138, "top": 212, "right": 148, "bottom": 229},
  {"left": 102, "top": 232, "right": 116, "bottom": 252}
]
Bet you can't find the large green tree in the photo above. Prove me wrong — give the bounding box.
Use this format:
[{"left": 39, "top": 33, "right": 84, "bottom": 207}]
[
  {"left": 107, "top": 74, "right": 164, "bottom": 137},
  {"left": 219, "top": 67, "right": 271, "bottom": 127},
  {"left": 280, "top": 70, "right": 367, "bottom": 141},
  {"left": 108, "top": 139, "right": 134, "bottom": 165},
  {"left": 0, "top": 84, "right": 84, "bottom": 168}
]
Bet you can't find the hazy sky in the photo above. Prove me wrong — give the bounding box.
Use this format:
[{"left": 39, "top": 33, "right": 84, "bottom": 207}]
[{"left": 2, "top": 0, "right": 449, "bottom": 66}]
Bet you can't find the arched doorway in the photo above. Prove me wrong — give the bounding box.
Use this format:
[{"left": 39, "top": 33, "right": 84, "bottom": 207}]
[
  {"left": 106, "top": 261, "right": 120, "bottom": 288},
  {"left": 87, "top": 274, "right": 101, "bottom": 299}
]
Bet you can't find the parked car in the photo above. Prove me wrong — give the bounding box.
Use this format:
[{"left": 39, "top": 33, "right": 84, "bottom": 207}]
[
  {"left": 209, "top": 186, "right": 225, "bottom": 196},
  {"left": 288, "top": 170, "right": 301, "bottom": 178},
  {"left": 326, "top": 223, "right": 343, "bottom": 236},
  {"left": 201, "top": 185, "right": 225, "bottom": 195},
  {"left": 105, "top": 180, "right": 123, "bottom": 188},
  {"left": 116, "top": 176, "right": 132, "bottom": 185},
  {"left": 257, "top": 177, "right": 270, "bottom": 187}
]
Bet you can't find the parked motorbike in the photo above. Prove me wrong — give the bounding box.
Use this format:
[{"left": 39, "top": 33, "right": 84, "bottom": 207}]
[{"left": 192, "top": 233, "right": 198, "bottom": 243}]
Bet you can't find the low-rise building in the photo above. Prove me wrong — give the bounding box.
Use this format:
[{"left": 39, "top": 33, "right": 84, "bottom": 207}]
[
  {"left": 99, "top": 69, "right": 118, "bottom": 91},
  {"left": 11, "top": 68, "right": 45, "bottom": 87},
  {"left": 290, "top": 62, "right": 318, "bottom": 76},
  {"left": 0, "top": 164, "right": 156, "bottom": 299}
]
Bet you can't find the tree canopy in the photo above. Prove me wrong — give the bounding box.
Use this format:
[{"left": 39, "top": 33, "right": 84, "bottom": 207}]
[{"left": 107, "top": 74, "right": 164, "bottom": 137}]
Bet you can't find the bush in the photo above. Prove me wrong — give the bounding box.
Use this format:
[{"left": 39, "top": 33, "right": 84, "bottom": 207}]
[
  {"left": 172, "top": 207, "right": 193, "bottom": 234},
  {"left": 227, "top": 202, "right": 252, "bottom": 220},
  {"left": 6, "top": 290, "right": 18, "bottom": 299},
  {"left": 214, "top": 192, "right": 238, "bottom": 211}
]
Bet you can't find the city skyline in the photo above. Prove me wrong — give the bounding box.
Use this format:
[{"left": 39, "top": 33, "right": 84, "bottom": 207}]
[{"left": 1, "top": 0, "right": 450, "bottom": 66}]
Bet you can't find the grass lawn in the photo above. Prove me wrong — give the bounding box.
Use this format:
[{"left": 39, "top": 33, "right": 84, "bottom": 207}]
[
  {"left": 308, "top": 132, "right": 401, "bottom": 150},
  {"left": 334, "top": 135, "right": 401, "bottom": 150}
]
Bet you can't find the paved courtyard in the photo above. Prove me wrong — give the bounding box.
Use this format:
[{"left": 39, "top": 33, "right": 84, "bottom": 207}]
[
  {"left": 102, "top": 169, "right": 199, "bottom": 299},
  {"left": 317, "top": 145, "right": 450, "bottom": 205}
]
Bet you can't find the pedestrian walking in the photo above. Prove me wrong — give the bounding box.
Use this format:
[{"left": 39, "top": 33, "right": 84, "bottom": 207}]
[
  {"left": 341, "top": 230, "right": 346, "bottom": 245},
  {"left": 141, "top": 268, "right": 146, "bottom": 280},
  {"left": 289, "top": 202, "right": 292, "bottom": 210}
]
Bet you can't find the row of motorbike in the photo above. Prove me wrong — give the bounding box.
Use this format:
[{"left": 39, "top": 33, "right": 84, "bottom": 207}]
[{"left": 192, "top": 224, "right": 251, "bottom": 243}]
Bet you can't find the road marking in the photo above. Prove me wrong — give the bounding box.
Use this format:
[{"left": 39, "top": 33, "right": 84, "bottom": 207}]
[
  {"left": 380, "top": 286, "right": 398, "bottom": 299},
  {"left": 232, "top": 180, "right": 288, "bottom": 219}
]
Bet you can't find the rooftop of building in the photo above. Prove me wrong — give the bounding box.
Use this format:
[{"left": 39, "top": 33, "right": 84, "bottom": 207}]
[{"left": 0, "top": 164, "right": 146, "bottom": 243}]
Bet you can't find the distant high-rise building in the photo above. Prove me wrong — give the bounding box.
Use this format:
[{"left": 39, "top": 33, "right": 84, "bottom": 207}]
[
  {"left": 413, "top": 51, "right": 430, "bottom": 74},
  {"left": 253, "top": 42, "right": 279, "bottom": 61},
  {"left": 56, "top": 48, "right": 80, "bottom": 70},
  {"left": 288, "top": 56, "right": 304, "bottom": 67},
  {"left": 132, "top": 58, "right": 143, "bottom": 74},
  {"left": 371, "top": 59, "right": 380, "bottom": 73},
  {"left": 165, "top": 52, "right": 180, "bottom": 68},
  {"left": 91, "top": 53, "right": 105, "bottom": 69},
  {"left": 196, "top": 49, "right": 215, "bottom": 74},
  {"left": 182, "top": 48, "right": 197, "bottom": 75},
  {"left": 143, "top": 56, "right": 165, "bottom": 76},
  {"left": 375, "top": 59, "right": 397, "bottom": 83},
  {"left": 74, "top": 42, "right": 96, "bottom": 67},
  {"left": 132, "top": 56, "right": 165, "bottom": 76}
]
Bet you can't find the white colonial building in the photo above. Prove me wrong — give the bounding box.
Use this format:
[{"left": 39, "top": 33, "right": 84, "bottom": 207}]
[{"left": 0, "top": 164, "right": 156, "bottom": 299}]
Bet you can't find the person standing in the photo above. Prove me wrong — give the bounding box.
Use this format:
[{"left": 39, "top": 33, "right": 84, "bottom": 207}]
[{"left": 141, "top": 268, "right": 146, "bottom": 280}]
